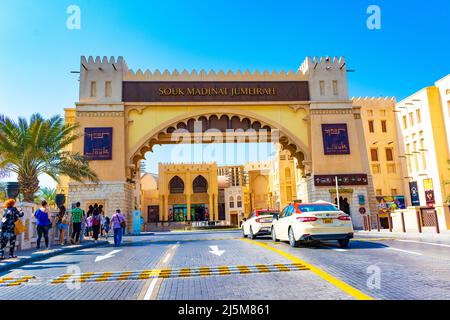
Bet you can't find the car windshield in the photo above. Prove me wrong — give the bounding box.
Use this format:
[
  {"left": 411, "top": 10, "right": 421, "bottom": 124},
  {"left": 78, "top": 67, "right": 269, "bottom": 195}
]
[{"left": 297, "top": 204, "right": 339, "bottom": 212}]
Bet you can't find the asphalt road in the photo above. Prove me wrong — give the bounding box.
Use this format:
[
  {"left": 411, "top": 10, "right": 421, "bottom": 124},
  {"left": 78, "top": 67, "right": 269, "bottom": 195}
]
[{"left": 1, "top": 230, "right": 450, "bottom": 300}]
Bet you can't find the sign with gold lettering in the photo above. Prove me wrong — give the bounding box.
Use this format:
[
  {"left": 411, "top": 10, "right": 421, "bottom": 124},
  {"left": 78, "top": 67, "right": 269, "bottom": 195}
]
[
  {"left": 314, "top": 174, "right": 368, "bottom": 186},
  {"left": 321, "top": 123, "right": 351, "bottom": 155},
  {"left": 122, "top": 81, "right": 310, "bottom": 102},
  {"left": 84, "top": 127, "right": 113, "bottom": 160}
]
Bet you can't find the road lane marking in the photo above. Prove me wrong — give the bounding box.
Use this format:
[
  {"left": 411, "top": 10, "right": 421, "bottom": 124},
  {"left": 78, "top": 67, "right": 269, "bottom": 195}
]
[
  {"left": 352, "top": 238, "right": 395, "bottom": 242},
  {"left": 387, "top": 247, "right": 423, "bottom": 256},
  {"left": 397, "top": 240, "right": 450, "bottom": 248},
  {"left": 143, "top": 278, "right": 158, "bottom": 300},
  {"left": 141, "top": 243, "right": 180, "bottom": 300},
  {"left": 241, "top": 238, "right": 373, "bottom": 301},
  {"left": 162, "top": 253, "right": 171, "bottom": 263}
]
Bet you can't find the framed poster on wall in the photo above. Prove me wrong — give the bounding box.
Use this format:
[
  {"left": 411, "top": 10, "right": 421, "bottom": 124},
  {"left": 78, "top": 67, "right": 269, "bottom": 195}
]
[
  {"left": 409, "top": 181, "right": 421, "bottom": 206},
  {"left": 84, "top": 127, "right": 113, "bottom": 160},
  {"left": 321, "top": 124, "right": 351, "bottom": 155},
  {"left": 423, "top": 178, "right": 435, "bottom": 207}
]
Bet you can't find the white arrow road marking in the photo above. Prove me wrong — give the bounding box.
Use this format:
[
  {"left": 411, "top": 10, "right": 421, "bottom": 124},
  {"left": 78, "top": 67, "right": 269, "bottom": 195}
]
[
  {"left": 387, "top": 247, "right": 422, "bottom": 256},
  {"left": 95, "top": 249, "right": 122, "bottom": 262},
  {"left": 209, "top": 245, "right": 225, "bottom": 256}
]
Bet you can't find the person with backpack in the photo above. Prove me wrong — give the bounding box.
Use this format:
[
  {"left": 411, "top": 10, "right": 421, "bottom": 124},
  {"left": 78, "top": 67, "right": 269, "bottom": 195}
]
[
  {"left": 111, "top": 209, "right": 126, "bottom": 247},
  {"left": 56, "top": 205, "right": 70, "bottom": 245},
  {"left": 0, "top": 199, "right": 24, "bottom": 259},
  {"left": 70, "top": 202, "right": 83, "bottom": 244},
  {"left": 34, "top": 200, "right": 52, "bottom": 250},
  {"left": 91, "top": 205, "right": 102, "bottom": 241}
]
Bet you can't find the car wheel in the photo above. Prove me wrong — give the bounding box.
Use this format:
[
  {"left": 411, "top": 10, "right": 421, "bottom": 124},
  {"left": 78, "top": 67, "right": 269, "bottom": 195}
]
[
  {"left": 242, "top": 227, "right": 247, "bottom": 238},
  {"left": 249, "top": 227, "right": 256, "bottom": 240},
  {"left": 338, "top": 239, "right": 350, "bottom": 248},
  {"left": 288, "top": 227, "right": 299, "bottom": 248},
  {"left": 271, "top": 227, "right": 279, "bottom": 242}
]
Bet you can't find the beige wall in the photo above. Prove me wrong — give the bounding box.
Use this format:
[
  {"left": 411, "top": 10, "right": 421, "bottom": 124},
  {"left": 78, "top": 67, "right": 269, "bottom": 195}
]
[
  {"left": 355, "top": 97, "right": 405, "bottom": 199},
  {"left": 73, "top": 111, "right": 127, "bottom": 181}
]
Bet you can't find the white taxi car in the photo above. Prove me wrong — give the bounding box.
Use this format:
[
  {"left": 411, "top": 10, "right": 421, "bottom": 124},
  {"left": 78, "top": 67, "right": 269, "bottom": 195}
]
[
  {"left": 271, "top": 201, "right": 354, "bottom": 248},
  {"left": 242, "top": 209, "right": 279, "bottom": 239}
]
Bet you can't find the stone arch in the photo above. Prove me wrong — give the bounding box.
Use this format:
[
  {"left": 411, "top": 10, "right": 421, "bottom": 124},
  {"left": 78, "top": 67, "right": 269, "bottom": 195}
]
[{"left": 129, "top": 108, "right": 310, "bottom": 168}]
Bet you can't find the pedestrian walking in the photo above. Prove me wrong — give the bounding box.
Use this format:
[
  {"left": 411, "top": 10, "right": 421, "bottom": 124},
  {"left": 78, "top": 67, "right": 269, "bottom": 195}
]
[
  {"left": 91, "top": 206, "right": 102, "bottom": 241},
  {"left": 80, "top": 211, "right": 87, "bottom": 242},
  {"left": 34, "top": 200, "right": 52, "bottom": 250},
  {"left": 111, "top": 209, "right": 126, "bottom": 247},
  {"left": 70, "top": 202, "right": 83, "bottom": 244},
  {"left": 0, "top": 199, "right": 24, "bottom": 259},
  {"left": 86, "top": 215, "right": 93, "bottom": 238},
  {"left": 103, "top": 216, "right": 111, "bottom": 239},
  {"left": 56, "top": 205, "right": 70, "bottom": 245}
]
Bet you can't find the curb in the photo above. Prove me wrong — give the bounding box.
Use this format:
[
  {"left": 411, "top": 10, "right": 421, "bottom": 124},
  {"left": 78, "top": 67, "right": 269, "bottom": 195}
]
[{"left": 0, "top": 240, "right": 109, "bottom": 274}]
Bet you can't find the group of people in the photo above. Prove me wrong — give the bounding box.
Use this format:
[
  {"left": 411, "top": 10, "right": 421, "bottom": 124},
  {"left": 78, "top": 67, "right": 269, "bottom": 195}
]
[
  {"left": 68, "top": 202, "right": 127, "bottom": 247},
  {"left": 0, "top": 199, "right": 127, "bottom": 259}
]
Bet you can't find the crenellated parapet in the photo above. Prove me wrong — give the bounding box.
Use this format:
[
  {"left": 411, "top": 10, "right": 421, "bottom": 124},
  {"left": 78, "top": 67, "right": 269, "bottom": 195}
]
[
  {"left": 81, "top": 56, "right": 127, "bottom": 70},
  {"left": 78, "top": 55, "right": 350, "bottom": 104},
  {"left": 299, "top": 56, "right": 346, "bottom": 75},
  {"left": 123, "top": 68, "right": 306, "bottom": 81},
  {"left": 352, "top": 96, "right": 397, "bottom": 108}
]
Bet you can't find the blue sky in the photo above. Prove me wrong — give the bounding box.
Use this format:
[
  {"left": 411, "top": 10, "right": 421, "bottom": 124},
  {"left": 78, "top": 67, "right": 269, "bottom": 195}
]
[{"left": 1, "top": 0, "right": 449, "bottom": 186}]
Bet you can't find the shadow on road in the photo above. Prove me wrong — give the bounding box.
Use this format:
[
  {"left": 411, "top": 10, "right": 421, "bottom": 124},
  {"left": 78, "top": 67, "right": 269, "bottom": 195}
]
[{"left": 255, "top": 236, "right": 389, "bottom": 250}]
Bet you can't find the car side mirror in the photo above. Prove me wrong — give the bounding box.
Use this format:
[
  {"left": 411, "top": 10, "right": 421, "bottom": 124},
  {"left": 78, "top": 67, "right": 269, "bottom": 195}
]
[{"left": 273, "top": 214, "right": 279, "bottom": 220}]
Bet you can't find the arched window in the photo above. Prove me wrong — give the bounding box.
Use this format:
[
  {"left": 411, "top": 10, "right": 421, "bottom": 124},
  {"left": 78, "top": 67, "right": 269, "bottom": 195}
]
[
  {"left": 169, "top": 176, "right": 184, "bottom": 194},
  {"left": 237, "top": 196, "right": 242, "bottom": 208},
  {"left": 193, "top": 175, "right": 208, "bottom": 193},
  {"left": 229, "top": 196, "right": 235, "bottom": 208}
]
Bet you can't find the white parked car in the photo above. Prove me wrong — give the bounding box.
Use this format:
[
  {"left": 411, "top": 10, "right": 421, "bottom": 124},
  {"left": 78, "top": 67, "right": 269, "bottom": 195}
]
[
  {"left": 242, "top": 209, "right": 279, "bottom": 239},
  {"left": 271, "top": 202, "right": 354, "bottom": 248}
]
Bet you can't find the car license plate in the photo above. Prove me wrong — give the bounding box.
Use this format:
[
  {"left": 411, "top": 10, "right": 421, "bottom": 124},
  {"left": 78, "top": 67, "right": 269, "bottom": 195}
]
[{"left": 323, "top": 218, "right": 333, "bottom": 224}]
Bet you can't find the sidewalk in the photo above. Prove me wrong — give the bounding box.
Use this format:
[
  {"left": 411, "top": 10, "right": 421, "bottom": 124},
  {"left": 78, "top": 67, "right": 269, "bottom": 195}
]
[
  {"left": 356, "top": 229, "right": 450, "bottom": 244},
  {"left": 0, "top": 240, "right": 108, "bottom": 273}
]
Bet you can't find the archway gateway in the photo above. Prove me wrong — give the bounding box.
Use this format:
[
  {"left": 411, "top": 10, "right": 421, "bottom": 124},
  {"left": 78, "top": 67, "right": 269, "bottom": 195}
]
[{"left": 61, "top": 56, "right": 377, "bottom": 231}]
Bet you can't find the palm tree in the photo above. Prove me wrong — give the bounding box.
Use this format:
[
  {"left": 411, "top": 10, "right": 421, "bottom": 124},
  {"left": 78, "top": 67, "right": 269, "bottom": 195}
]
[
  {"left": 0, "top": 114, "right": 98, "bottom": 202},
  {"left": 35, "top": 187, "right": 57, "bottom": 208}
]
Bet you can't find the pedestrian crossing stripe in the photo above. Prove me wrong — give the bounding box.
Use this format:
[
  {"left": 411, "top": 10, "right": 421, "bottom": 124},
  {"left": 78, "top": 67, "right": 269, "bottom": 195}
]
[
  {"left": 49, "top": 263, "right": 309, "bottom": 285},
  {"left": 0, "top": 275, "right": 35, "bottom": 287}
]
